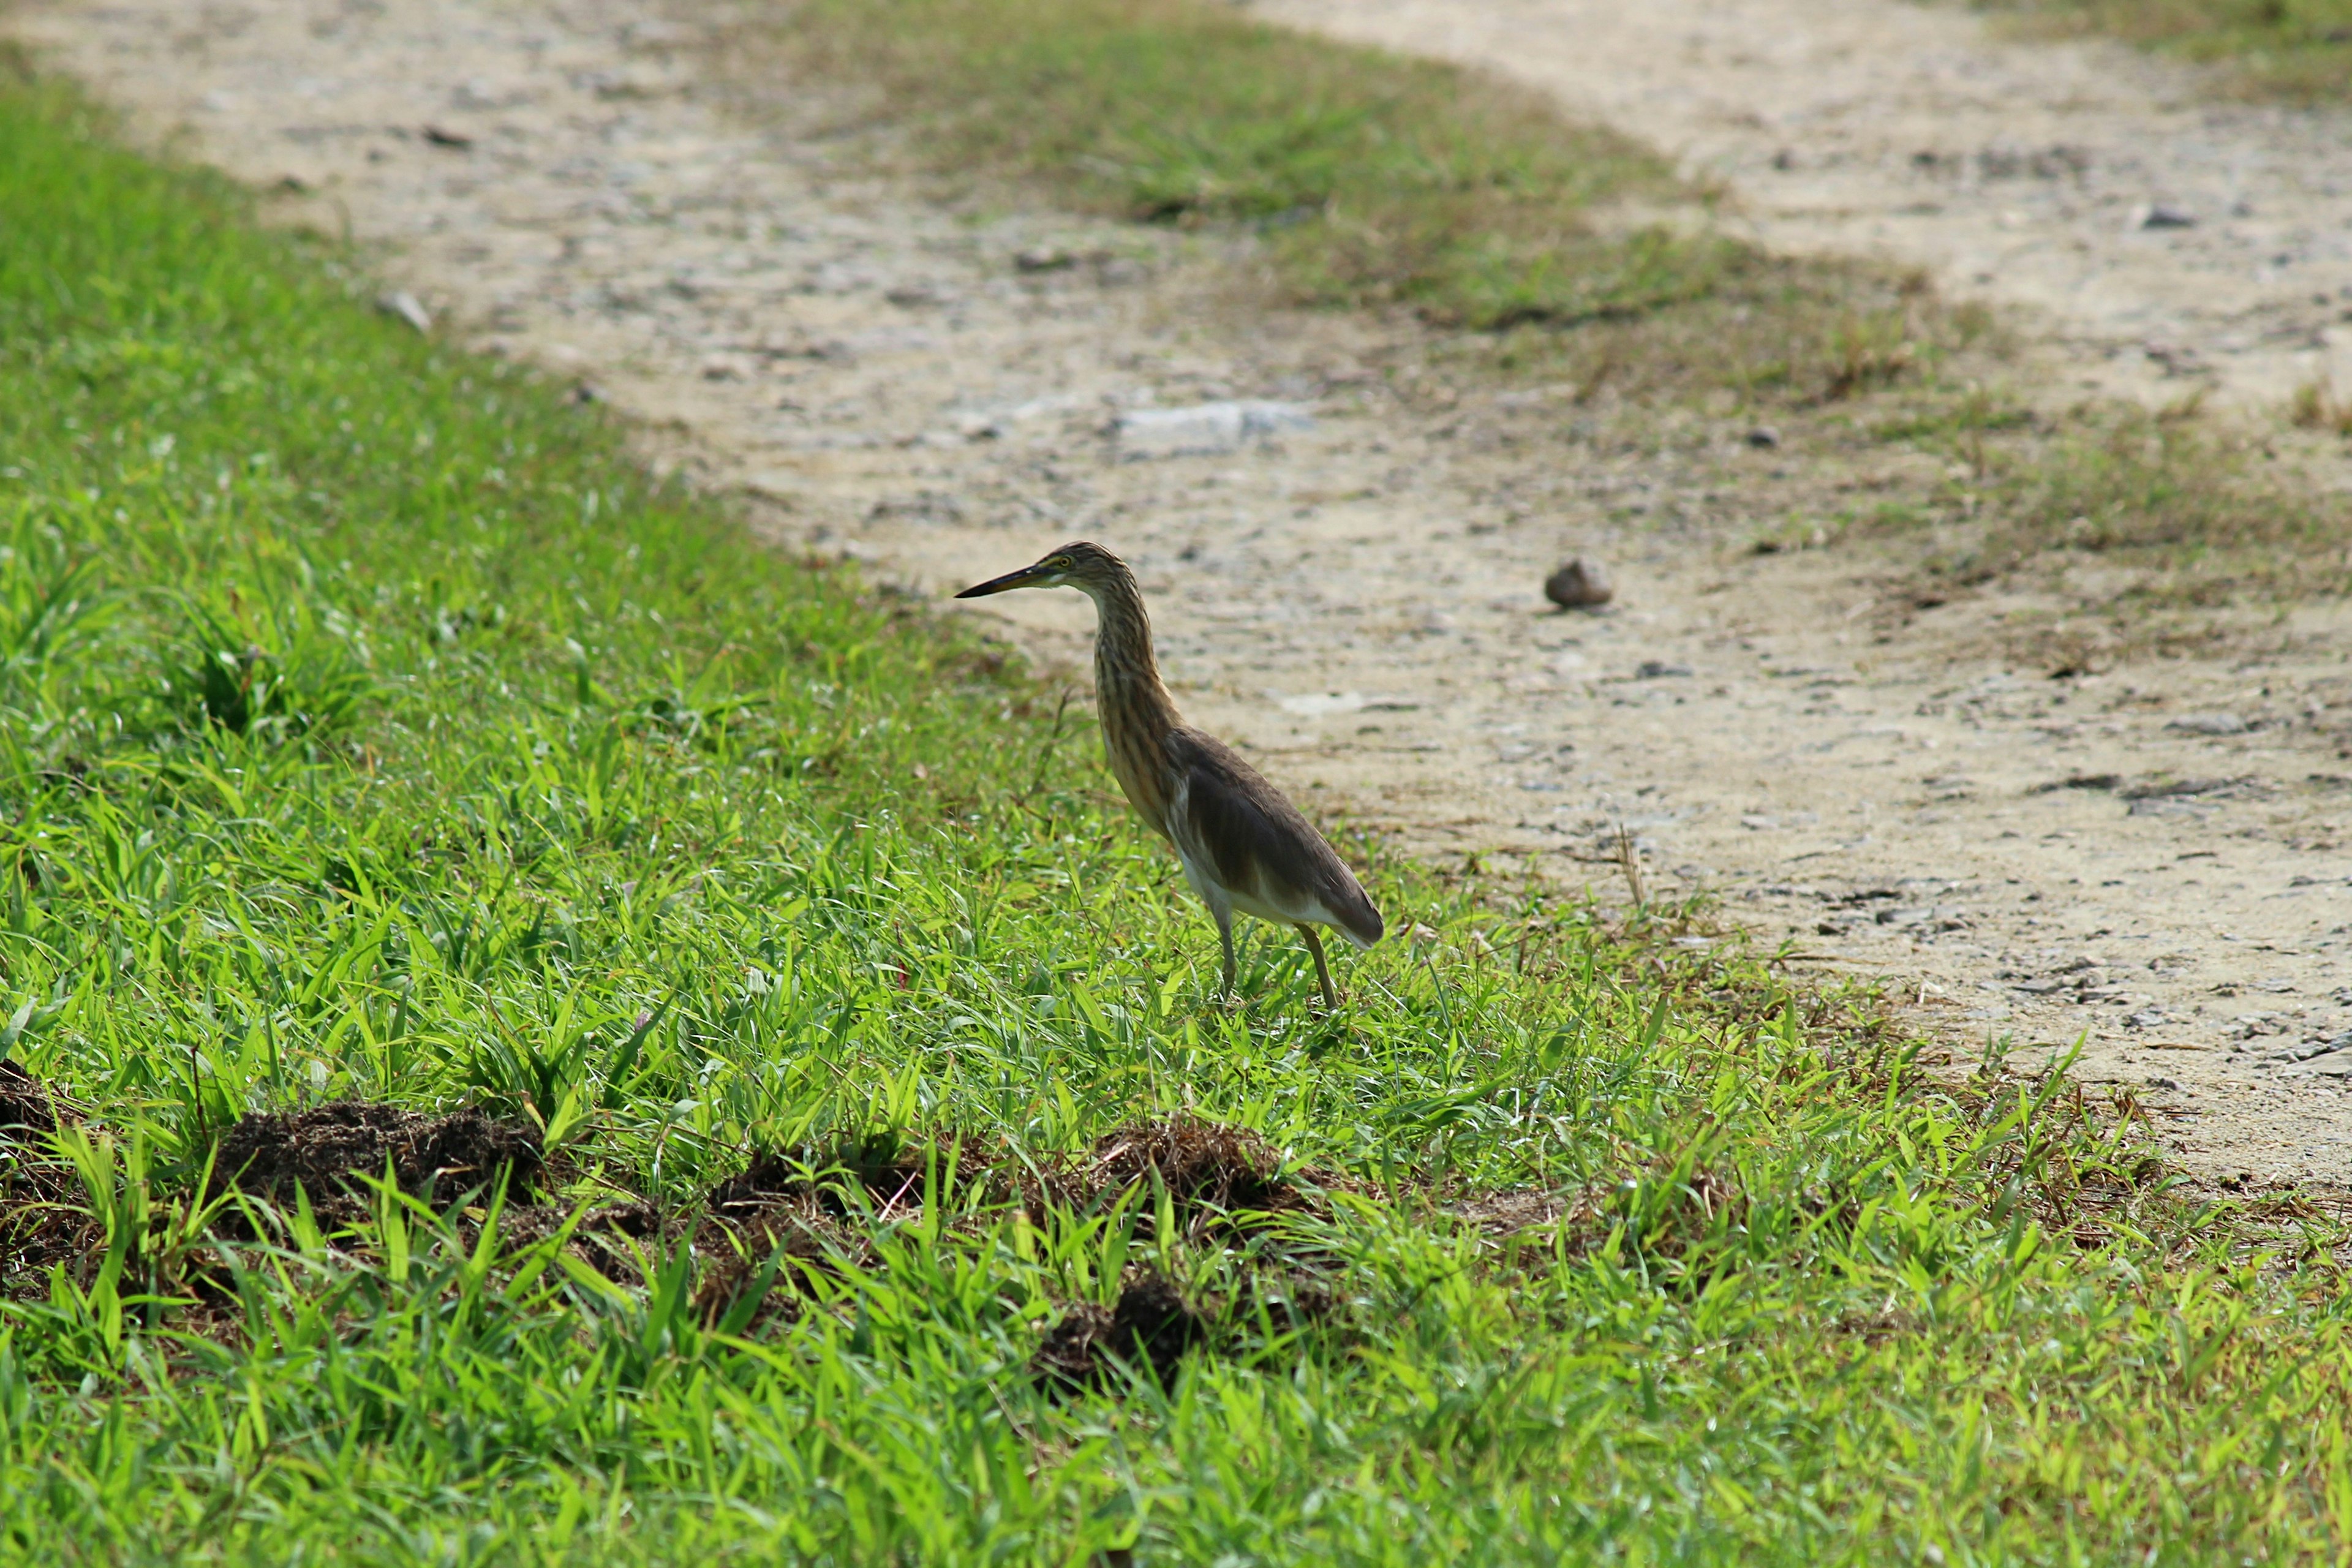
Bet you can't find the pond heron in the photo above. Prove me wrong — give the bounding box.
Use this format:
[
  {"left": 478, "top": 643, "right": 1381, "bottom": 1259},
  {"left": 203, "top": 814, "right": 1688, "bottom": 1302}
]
[{"left": 957, "top": 542, "right": 1383, "bottom": 1008}]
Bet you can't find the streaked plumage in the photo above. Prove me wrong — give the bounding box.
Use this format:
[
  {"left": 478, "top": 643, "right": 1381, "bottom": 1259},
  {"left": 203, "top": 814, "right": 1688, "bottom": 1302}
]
[{"left": 956, "top": 542, "right": 1382, "bottom": 1008}]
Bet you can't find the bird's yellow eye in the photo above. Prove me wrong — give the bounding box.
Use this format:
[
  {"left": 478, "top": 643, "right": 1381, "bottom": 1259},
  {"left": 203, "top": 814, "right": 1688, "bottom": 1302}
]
[{"left": 1050, "top": 556, "right": 1074, "bottom": 570}]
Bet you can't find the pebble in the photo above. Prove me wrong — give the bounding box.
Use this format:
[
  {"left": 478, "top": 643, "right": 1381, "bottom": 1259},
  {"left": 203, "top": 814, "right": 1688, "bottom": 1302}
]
[
  {"left": 1636, "top": 660, "right": 1692, "bottom": 679},
  {"left": 2166, "top": 712, "right": 2250, "bottom": 736},
  {"left": 1744, "top": 425, "right": 1781, "bottom": 448},
  {"left": 1543, "top": 557, "right": 1613, "bottom": 608},
  {"left": 2132, "top": 202, "right": 2197, "bottom": 230}
]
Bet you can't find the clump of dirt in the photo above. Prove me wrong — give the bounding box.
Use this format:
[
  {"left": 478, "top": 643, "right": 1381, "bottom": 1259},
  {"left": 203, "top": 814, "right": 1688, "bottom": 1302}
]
[
  {"left": 693, "top": 1184, "right": 890, "bottom": 1330},
  {"left": 0, "top": 1061, "right": 58, "bottom": 1138},
  {"left": 206, "top": 1102, "right": 543, "bottom": 1217},
  {"left": 690, "top": 1214, "right": 831, "bottom": 1330},
  {"left": 706, "top": 1129, "right": 992, "bottom": 1219},
  {"left": 1040, "top": 1116, "right": 1325, "bottom": 1235},
  {"left": 687, "top": 1131, "right": 986, "bottom": 1326},
  {"left": 1032, "top": 1269, "right": 1212, "bottom": 1390},
  {"left": 687, "top": 1118, "right": 1327, "bottom": 1331},
  {"left": 499, "top": 1199, "right": 665, "bottom": 1281},
  {"left": 0, "top": 1065, "right": 88, "bottom": 1286}
]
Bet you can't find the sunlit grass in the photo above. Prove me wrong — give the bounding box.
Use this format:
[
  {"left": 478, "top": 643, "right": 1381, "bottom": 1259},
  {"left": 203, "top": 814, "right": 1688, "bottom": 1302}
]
[{"left": 2, "top": 54, "right": 2352, "bottom": 1566}]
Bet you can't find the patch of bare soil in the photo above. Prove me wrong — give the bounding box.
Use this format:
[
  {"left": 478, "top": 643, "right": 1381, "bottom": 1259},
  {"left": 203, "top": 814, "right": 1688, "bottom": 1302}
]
[
  {"left": 0, "top": 1060, "right": 56, "bottom": 1140},
  {"left": 13, "top": 0, "right": 2352, "bottom": 1188},
  {"left": 1042, "top": 1117, "right": 1319, "bottom": 1231},
  {"left": 207, "top": 1102, "right": 544, "bottom": 1216},
  {"left": 1032, "top": 1269, "right": 1211, "bottom": 1390},
  {"left": 0, "top": 1063, "right": 83, "bottom": 1283},
  {"left": 691, "top": 1116, "right": 1337, "bottom": 1347}
]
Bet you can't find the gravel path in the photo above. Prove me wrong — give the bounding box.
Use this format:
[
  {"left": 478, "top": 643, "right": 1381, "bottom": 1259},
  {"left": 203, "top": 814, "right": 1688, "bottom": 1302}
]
[{"left": 15, "top": 0, "right": 2352, "bottom": 1188}]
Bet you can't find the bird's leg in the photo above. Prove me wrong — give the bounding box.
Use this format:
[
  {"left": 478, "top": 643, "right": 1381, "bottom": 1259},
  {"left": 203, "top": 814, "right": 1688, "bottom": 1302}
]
[
  {"left": 1297, "top": 924, "right": 1337, "bottom": 1012},
  {"left": 1217, "top": 910, "right": 1238, "bottom": 1003}
]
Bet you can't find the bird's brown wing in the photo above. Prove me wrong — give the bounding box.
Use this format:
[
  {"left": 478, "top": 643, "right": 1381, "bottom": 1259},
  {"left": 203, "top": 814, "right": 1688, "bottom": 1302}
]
[{"left": 1166, "top": 728, "right": 1384, "bottom": 948}]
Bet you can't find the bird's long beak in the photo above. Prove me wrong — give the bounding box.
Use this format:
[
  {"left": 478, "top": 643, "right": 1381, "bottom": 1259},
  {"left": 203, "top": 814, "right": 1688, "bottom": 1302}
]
[{"left": 953, "top": 562, "right": 1052, "bottom": 598}]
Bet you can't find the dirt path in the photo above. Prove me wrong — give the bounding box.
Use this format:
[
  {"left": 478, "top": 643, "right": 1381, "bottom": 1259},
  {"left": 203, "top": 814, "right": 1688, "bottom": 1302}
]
[
  {"left": 1262, "top": 0, "right": 2352, "bottom": 411},
  {"left": 13, "top": 0, "right": 2352, "bottom": 1188}
]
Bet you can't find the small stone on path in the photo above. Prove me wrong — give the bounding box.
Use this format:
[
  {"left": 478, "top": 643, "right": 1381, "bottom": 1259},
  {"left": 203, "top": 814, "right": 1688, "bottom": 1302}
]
[{"left": 1543, "top": 557, "right": 1612, "bottom": 608}]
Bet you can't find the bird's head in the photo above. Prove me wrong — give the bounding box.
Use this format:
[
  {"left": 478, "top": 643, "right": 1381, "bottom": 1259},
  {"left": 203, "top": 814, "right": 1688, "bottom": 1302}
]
[{"left": 953, "top": 541, "right": 1128, "bottom": 600}]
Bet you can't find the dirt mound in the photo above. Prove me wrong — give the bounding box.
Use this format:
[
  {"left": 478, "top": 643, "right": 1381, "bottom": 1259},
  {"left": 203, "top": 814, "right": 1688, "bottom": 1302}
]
[
  {"left": 0, "top": 1065, "right": 85, "bottom": 1285},
  {"left": 1042, "top": 1117, "right": 1319, "bottom": 1234},
  {"left": 0, "top": 1061, "right": 57, "bottom": 1139},
  {"left": 693, "top": 1137, "right": 959, "bottom": 1329},
  {"left": 206, "top": 1102, "right": 542, "bottom": 1212},
  {"left": 706, "top": 1130, "right": 989, "bottom": 1219},
  {"left": 499, "top": 1199, "right": 664, "bottom": 1280},
  {"left": 1033, "top": 1270, "right": 1212, "bottom": 1390}
]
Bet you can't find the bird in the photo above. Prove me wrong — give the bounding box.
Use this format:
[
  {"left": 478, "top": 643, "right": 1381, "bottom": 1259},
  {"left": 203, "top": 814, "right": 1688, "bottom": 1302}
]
[{"left": 956, "top": 542, "right": 1383, "bottom": 1009}]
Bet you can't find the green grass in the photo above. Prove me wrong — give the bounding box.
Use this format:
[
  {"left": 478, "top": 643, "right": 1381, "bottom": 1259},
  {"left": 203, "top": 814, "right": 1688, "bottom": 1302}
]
[
  {"left": 6, "top": 56, "right": 2352, "bottom": 1568},
  {"left": 1972, "top": 0, "right": 2352, "bottom": 100}
]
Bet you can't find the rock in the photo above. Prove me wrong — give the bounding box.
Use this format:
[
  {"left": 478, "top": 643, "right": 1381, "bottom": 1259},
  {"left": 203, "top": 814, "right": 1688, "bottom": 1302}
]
[
  {"left": 2166, "top": 712, "right": 2250, "bottom": 736},
  {"left": 1014, "top": 246, "right": 1079, "bottom": 273},
  {"left": 1635, "top": 660, "right": 1692, "bottom": 679},
  {"left": 421, "top": 123, "right": 473, "bottom": 149},
  {"left": 2132, "top": 202, "right": 2197, "bottom": 231},
  {"left": 375, "top": 290, "right": 432, "bottom": 333},
  {"left": 1744, "top": 425, "right": 1781, "bottom": 448},
  {"left": 1542, "top": 557, "right": 1613, "bottom": 608},
  {"left": 1115, "top": 401, "right": 1312, "bottom": 458}
]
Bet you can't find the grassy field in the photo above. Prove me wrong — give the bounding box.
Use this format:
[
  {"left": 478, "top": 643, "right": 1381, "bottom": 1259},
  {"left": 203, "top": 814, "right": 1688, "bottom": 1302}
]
[
  {"left": 7, "top": 47, "right": 2352, "bottom": 1568},
  {"left": 1973, "top": 0, "right": 2352, "bottom": 100}
]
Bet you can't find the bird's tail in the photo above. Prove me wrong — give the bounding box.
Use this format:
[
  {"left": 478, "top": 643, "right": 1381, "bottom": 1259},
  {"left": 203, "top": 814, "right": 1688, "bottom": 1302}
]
[{"left": 1335, "top": 889, "right": 1384, "bottom": 950}]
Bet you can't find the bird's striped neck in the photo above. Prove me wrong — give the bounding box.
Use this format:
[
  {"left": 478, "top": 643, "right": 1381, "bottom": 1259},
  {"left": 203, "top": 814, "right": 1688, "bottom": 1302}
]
[
  {"left": 1081, "top": 560, "right": 1184, "bottom": 829},
  {"left": 1084, "top": 564, "right": 1180, "bottom": 731}
]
